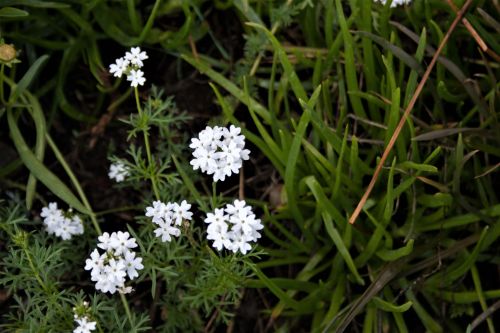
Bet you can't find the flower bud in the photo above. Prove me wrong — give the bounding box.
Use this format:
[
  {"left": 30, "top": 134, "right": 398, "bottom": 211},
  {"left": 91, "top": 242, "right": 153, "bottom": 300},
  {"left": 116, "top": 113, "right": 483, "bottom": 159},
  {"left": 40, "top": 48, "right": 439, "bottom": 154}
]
[{"left": 0, "top": 44, "right": 16, "bottom": 62}]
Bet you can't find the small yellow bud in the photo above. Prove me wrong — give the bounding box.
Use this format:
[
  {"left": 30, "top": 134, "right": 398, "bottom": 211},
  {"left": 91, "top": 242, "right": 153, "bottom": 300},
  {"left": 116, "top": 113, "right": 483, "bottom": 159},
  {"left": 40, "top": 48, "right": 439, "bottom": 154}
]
[{"left": 0, "top": 44, "right": 16, "bottom": 62}]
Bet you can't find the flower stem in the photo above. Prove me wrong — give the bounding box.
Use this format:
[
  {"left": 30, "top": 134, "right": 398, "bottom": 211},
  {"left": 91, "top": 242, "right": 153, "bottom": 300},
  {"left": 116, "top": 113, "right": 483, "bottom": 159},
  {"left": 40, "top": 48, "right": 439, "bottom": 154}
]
[
  {"left": 134, "top": 87, "right": 160, "bottom": 200},
  {"left": 46, "top": 134, "right": 102, "bottom": 235},
  {"left": 211, "top": 182, "right": 217, "bottom": 210},
  {"left": 120, "top": 293, "right": 134, "bottom": 328},
  {"left": 0, "top": 64, "right": 5, "bottom": 104},
  {"left": 22, "top": 241, "right": 49, "bottom": 293}
]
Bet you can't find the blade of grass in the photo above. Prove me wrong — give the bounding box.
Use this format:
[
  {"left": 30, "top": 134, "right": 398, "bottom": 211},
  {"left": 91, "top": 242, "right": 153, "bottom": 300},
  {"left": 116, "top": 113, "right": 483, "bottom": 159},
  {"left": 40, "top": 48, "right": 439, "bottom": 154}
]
[
  {"left": 8, "top": 54, "right": 49, "bottom": 104},
  {"left": 7, "top": 109, "right": 89, "bottom": 214},
  {"left": 335, "top": 0, "right": 365, "bottom": 118},
  {"left": 22, "top": 92, "right": 46, "bottom": 210},
  {"left": 349, "top": 0, "right": 474, "bottom": 224}
]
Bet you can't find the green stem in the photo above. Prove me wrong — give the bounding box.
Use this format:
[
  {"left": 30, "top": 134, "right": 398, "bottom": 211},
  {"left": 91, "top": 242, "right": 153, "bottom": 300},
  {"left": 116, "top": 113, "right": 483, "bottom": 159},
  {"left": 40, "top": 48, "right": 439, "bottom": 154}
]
[
  {"left": 126, "top": 0, "right": 140, "bottom": 33},
  {"left": 134, "top": 87, "right": 160, "bottom": 200},
  {"left": 96, "top": 322, "right": 105, "bottom": 333},
  {"left": 137, "top": 0, "right": 162, "bottom": 43},
  {"left": 22, "top": 242, "right": 49, "bottom": 293},
  {"left": 0, "top": 64, "right": 5, "bottom": 104},
  {"left": 211, "top": 182, "right": 217, "bottom": 209},
  {"left": 45, "top": 134, "right": 102, "bottom": 235},
  {"left": 95, "top": 205, "right": 142, "bottom": 217},
  {"left": 120, "top": 293, "right": 133, "bottom": 328},
  {"left": 134, "top": 86, "right": 142, "bottom": 116}
]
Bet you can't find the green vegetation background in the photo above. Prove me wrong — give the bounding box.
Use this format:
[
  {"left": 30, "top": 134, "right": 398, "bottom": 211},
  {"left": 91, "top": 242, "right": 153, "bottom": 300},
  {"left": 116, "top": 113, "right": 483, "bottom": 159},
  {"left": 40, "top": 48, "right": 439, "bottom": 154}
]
[{"left": 0, "top": 0, "right": 499, "bottom": 332}]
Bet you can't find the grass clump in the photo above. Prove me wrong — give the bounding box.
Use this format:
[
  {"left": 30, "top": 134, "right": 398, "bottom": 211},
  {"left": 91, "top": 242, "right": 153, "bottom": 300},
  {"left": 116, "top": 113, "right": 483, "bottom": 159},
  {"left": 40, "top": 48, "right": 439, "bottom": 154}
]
[{"left": 1, "top": 0, "right": 499, "bottom": 332}]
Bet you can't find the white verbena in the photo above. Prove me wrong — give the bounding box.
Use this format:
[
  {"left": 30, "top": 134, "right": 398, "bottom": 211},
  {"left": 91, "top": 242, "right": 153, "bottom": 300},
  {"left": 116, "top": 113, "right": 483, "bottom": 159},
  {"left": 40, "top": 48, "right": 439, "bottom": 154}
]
[
  {"left": 73, "top": 316, "right": 96, "bottom": 333},
  {"left": 84, "top": 231, "right": 144, "bottom": 294},
  {"left": 204, "top": 199, "right": 263, "bottom": 255},
  {"left": 190, "top": 125, "right": 250, "bottom": 182},
  {"left": 73, "top": 302, "right": 96, "bottom": 333},
  {"left": 375, "top": 0, "right": 411, "bottom": 7},
  {"left": 108, "top": 161, "right": 129, "bottom": 182},
  {"left": 127, "top": 69, "right": 146, "bottom": 87},
  {"left": 125, "top": 47, "right": 149, "bottom": 67},
  {"left": 40, "top": 202, "right": 84, "bottom": 240},
  {"left": 108, "top": 46, "right": 148, "bottom": 87},
  {"left": 145, "top": 200, "right": 193, "bottom": 242}
]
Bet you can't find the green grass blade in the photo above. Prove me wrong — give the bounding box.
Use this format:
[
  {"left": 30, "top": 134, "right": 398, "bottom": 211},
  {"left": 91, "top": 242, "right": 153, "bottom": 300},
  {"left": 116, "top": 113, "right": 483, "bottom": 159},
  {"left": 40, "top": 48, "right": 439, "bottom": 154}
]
[
  {"left": 371, "top": 297, "right": 412, "bottom": 312},
  {"left": 334, "top": 0, "right": 365, "bottom": 118},
  {"left": 376, "top": 239, "right": 414, "bottom": 261},
  {"left": 181, "top": 54, "right": 271, "bottom": 123},
  {"left": 9, "top": 55, "right": 49, "bottom": 104},
  {"left": 321, "top": 211, "right": 364, "bottom": 286},
  {"left": 23, "top": 93, "right": 47, "bottom": 210},
  {"left": 246, "top": 22, "right": 308, "bottom": 103},
  {"left": 0, "top": 7, "right": 29, "bottom": 17},
  {"left": 7, "top": 109, "right": 89, "bottom": 214}
]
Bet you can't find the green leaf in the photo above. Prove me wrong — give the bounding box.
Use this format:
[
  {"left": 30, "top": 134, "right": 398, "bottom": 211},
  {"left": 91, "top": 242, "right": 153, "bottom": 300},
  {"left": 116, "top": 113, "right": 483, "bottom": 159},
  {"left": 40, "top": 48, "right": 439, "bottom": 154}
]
[
  {"left": 372, "top": 297, "right": 412, "bottom": 313},
  {"left": 376, "top": 239, "right": 414, "bottom": 261},
  {"left": 171, "top": 155, "right": 207, "bottom": 212},
  {"left": 252, "top": 266, "right": 302, "bottom": 310},
  {"left": 182, "top": 53, "right": 271, "bottom": 124},
  {"left": 321, "top": 211, "right": 364, "bottom": 285},
  {"left": 23, "top": 93, "right": 47, "bottom": 210},
  {"left": 9, "top": 55, "right": 49, "bottom": 104},
  {"left": 335, "top": 0, "right": 365, "bottom": 118},
  {"left": 284, "top": 87, "right": 318, "bottom": 226},
  {"left": 398, "top": 161, "right": 438, "bottom": 173},
  {"left": 246, "top": 22, "right": 308, "bottom": 103},
  {"left": 7, "top": 109, "right": 89, "bottom": 214},
  {"left": 0, "top": 7, "right": 29, "bottom": 17},
  {"left": 0, "top": 0, "right": 70, "bottom": 8},
  {"left": 305, "top": 176, "right": 364, "bottom": 286},
  {"left": 356, "top": 31, "right": 423, "bottom": 73}
]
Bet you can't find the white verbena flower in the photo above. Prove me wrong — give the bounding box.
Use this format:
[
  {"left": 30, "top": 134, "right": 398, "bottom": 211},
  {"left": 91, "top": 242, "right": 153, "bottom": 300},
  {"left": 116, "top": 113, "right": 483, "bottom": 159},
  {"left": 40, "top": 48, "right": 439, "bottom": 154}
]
[
  {"left": 109, "top": 57, "right": 129, "bottom": 78},
  {"left": 108, "top": 46, "right": 148, "bottom": 87},
  {"left": 109, "top": 231, "right": 137, "bottom": 256},
  {"left": 145, "top": 200, "right": 193, "bottom": 242},
  {"left": 73, "top": 301, "right": 96, "bottom": 333},
  {"left": 123, "top": 250, "right": 144, "bottom": 280},
  {"left": 85, "top": 231, "right": 143, "bottom": 294},
  {"left": 127, "top": 69, "right": 146, "bottom": 87},
  {"left": 190, "top": 125, "right": 250, "bottom": 182},
  {"left": 375, "top": 0, "right": 411, "bottom": 7},
  {"left": 108, "top": 161, "right": 129, "bottom": 182},
  {"left": 74, "top": 316, "right": 97, "bottom": 333},
  {"left": 153, "top": 220, "right": 181, "bottom": 243},
  {"left": 124, "top": 47, "right": 148, "bottom": 67},
  {"left": 40, "top": 202, "right": 84, "bottom": 240},
  {"left": 204, "top": 200, "right": 263, "bottom": 255}
]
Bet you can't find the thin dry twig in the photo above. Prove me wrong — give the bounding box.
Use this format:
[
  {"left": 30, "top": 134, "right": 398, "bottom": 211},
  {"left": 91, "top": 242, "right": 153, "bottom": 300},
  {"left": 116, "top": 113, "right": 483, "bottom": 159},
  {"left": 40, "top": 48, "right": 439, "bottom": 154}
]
[
  {"left": 445, "top": 0, "right": 500, "bottom": 62},
  {"left": 349, "top": 0, "right": 474, "bottom": 225},
  {"left": 445, "top": 0, "right": 487, "bottom": 51},
  {"left": 470, "top": 299, "right": 500, "bottom": 330},
  {"left": 189, "top": 34, "right": 199, "bottom": 61}
]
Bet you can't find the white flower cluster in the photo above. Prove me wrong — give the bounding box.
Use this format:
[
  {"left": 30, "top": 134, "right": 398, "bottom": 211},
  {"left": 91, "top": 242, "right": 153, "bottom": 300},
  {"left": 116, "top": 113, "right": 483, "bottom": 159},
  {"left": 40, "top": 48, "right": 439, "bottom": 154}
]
[
  {"left": 74, "top": 316, "right": 96, "bottom": 333},
  {"left": 109, "top": 47, "right": 148, "bottom": 87},
  {"left": 376, "top": 0, "right": 411, "bottom": 7},
  {"left": 145, "top": 200, "right": 193, "bottom": 242},
  {"left": 73, "top": 302, "right": 97, "bottom": 333},
  {"left": 84, "top": 231, "right": 144, "bottom": 294},
  {"left": 73, "top": 302, "right": 96, "bottom": 333},
  {"left": 108, "top": 161, "right": 129, "bottom": 182},
  {"left": 40, "top": 202, "right": 84, "bottom": 240},
  {"left": 204, "top": 200, "right": 263, "bottom": 255},
  {"left": 190, "top": 125, "right": 250, "bottom": 182}
]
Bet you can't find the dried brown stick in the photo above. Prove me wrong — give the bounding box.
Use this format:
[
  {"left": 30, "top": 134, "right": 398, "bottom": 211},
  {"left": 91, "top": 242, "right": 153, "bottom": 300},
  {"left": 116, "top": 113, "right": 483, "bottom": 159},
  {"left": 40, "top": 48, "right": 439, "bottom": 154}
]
[
  {"left": 445, "top": 0, "right": 488, "bottom": 51},
  {"left": 349, "top": 0, "right": 474, "bottom": 225},
  {"left": 470, "top": 299, "right": 500, "bottom": 330}
]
